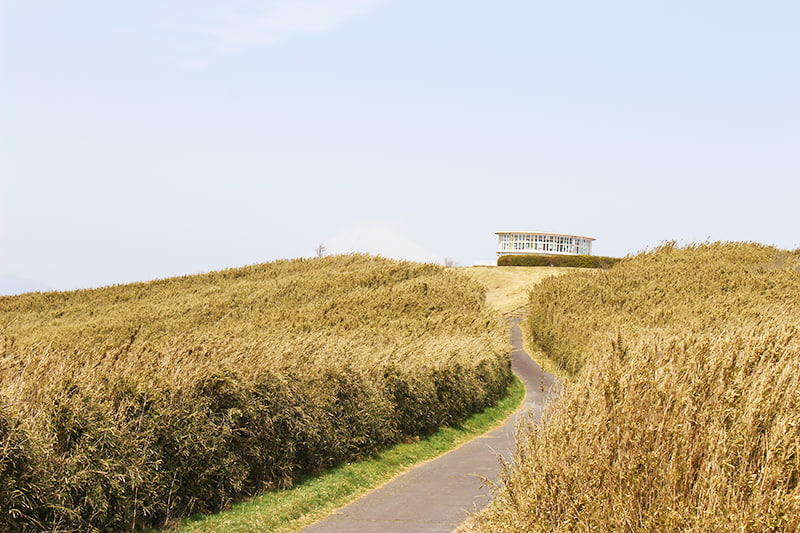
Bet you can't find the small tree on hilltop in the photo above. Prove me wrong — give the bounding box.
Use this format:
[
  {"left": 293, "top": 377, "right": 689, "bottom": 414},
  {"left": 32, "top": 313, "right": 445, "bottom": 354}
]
[{"left": 315, "top": 244, "right": 327, "bottom": 258}]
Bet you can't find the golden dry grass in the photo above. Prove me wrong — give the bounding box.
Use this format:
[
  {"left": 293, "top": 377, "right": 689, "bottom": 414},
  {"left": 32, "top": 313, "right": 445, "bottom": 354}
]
[
  {"left": 467, "top": 242, "right": 800, "bottom": 532},
  {"left": 0, "top": 255, "right": 509, "bottom": 532},
  {"left": 457, "top": 266, "right": 579, "bottom": 316}
]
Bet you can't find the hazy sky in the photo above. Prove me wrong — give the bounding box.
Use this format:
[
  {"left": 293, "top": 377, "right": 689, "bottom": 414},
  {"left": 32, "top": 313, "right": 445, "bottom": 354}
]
[{"left": 1, "top": 1, "right": 798, "bottom": 294}]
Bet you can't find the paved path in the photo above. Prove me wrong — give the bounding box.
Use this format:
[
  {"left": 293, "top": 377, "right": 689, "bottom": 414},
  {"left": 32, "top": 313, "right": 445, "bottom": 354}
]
[{"left": 301, "top": 321, "right": 556, "bottom": 533}]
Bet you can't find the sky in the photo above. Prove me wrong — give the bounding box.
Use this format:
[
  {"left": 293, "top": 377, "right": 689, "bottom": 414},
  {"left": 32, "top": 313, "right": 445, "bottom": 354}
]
[{"left": 1, "top": 0, "right": 798, "bottom": 294}]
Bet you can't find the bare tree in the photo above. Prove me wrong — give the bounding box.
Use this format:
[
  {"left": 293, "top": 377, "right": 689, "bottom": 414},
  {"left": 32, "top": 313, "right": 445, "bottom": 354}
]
[
  {"left": 314, "top": 244, "right": 327, "bottom": 258},
  {"left": 443, "top": 257, "right": 458, "bottom": 267}
]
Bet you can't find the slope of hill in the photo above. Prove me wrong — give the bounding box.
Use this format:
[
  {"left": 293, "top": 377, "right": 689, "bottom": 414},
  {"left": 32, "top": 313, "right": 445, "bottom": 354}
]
[
  {"left": 458, "top": 266, "right": 580, "bottom": 316},
  {"left": 468, "top": 242, "right": 800, "bottom": 532},
  {"left": 0, "top": 255, "right": 509, "bottom": 532}
]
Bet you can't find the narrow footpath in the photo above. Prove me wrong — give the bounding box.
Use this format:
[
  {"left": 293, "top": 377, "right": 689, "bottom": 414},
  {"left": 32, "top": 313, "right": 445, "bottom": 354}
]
[{"left": 300, "top": 321, "right": 556, "bottom": 533}]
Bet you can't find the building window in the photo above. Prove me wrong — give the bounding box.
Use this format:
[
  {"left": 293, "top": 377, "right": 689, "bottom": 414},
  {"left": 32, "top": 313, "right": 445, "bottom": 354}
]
[{"left": 497, "top": 232, "right": 593, "bottom": 257}]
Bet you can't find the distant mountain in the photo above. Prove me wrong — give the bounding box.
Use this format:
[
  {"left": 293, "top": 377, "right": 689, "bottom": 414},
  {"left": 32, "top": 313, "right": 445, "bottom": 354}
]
[{"left": 0, "top": 275, "right": 52, "bottom": 296}]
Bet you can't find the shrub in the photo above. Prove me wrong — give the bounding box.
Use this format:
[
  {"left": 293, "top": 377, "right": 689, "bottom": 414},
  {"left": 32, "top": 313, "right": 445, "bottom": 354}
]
[{"left": 496, "top": 254, "right": 620, "bottom": 268}]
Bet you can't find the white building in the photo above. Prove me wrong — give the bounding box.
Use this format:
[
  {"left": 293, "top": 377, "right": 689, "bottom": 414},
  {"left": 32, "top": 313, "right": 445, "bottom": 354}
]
[{"left": 496, "top": 231, "right": 594, "bottom": 256}]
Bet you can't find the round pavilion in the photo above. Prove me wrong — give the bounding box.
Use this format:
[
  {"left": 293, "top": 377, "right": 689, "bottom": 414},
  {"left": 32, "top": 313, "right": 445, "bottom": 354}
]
[{"left": 496, "top": 231, "right": 595, "bottom": 256}]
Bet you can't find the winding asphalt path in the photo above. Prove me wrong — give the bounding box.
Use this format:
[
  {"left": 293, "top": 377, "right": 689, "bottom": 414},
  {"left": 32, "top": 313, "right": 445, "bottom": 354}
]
[{"left": 300, "top": 321, "right": 557, "bottom": 533}]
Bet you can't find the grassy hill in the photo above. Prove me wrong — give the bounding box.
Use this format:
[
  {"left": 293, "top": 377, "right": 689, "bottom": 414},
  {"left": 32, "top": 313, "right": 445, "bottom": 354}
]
[
  {"left": 458, "top": 266, "right": 581, "bottom": 316},
  {"left": 0, "top": 255, "right": 509, "bottom": 532},
  {"left": 467, "top": 242, "right": 800, "bottom": 532}
]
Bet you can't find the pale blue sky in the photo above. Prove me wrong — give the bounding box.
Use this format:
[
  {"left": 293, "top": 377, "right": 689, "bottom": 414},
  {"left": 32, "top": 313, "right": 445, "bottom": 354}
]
[{"left": 1, "top": 1, "right": 798, "bottom": 294}]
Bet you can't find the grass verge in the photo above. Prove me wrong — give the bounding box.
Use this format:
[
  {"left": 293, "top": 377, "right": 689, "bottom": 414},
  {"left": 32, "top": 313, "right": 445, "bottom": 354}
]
[{"left": 158, "top": 375, "right": 525, "bottom": 533}]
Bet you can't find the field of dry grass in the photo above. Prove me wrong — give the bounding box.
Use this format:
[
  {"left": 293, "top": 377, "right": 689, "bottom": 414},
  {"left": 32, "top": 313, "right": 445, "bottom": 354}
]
[
  {"left": 458, "top": 266, "right": 579, "bottom": 316},
  {"left": 0, "top": 255, "right": 509, "bottom": 532},
  {"left": 468, "top": 242, "right": 800, "bottom": 532}
]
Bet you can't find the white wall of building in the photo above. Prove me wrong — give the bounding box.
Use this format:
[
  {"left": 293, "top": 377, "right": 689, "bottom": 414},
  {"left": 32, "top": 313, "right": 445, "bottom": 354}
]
[{"left": 497, "top": 232, "right": 593, "bottom": 256}]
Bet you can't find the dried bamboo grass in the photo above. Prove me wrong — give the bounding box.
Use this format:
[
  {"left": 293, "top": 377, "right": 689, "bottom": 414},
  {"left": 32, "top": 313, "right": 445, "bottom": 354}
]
[
  {"left": 0, "top": 255, "right": 509, "bottom": 532},
  {"left": 469, "top": 242, "right": 800, "bottom": 532}
]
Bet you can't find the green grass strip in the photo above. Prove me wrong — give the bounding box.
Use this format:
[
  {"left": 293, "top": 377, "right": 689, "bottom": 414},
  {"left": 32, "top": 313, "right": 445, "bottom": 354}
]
[{"left": 160, "top": 375, "right": 525, "bottom": 533}]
